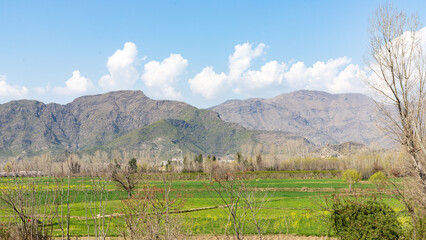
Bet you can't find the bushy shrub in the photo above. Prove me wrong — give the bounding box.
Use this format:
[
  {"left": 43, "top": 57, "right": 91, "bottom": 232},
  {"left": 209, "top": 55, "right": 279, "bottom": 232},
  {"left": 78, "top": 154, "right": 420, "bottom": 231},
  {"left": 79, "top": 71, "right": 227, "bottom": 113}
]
[
  {"left": 369, "top": 171, "right": 386, "bottom": 182},
  {"left": 330, "top": 196, "right": 402, "bottom": 240},
  {"left": 342, "top": 169, "right": 362, "bottom": 191},
  {"left": 369, "top": 171, "right": 387, "bottom": 191}
]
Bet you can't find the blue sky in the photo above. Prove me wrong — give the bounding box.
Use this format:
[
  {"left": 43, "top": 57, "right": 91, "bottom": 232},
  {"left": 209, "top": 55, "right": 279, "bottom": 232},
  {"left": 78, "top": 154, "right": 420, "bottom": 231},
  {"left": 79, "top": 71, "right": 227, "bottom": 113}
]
[{"left": 0, "top": 1, "right": 425, "bottom": 108}]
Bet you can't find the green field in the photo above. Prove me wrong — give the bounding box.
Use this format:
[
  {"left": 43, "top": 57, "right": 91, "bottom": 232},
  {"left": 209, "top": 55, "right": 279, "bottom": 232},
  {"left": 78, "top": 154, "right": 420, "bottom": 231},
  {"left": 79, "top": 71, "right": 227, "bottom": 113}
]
[{"left": 0, "top": 173, "right": 405, "bottom": 237}]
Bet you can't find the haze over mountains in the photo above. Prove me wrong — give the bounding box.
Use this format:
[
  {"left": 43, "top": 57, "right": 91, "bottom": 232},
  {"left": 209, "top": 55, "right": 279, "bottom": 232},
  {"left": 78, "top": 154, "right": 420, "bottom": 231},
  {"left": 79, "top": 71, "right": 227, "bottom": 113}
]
[{"left": 0, "top": 90, "right": 384, "bottom": 158}]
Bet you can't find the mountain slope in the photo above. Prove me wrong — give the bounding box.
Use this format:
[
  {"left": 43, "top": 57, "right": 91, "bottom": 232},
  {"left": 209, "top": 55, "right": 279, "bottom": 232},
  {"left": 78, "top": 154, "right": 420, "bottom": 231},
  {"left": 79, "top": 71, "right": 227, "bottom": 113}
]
[
  {"left": 0, "top": 91, "right": 195, "bottom": 156},
  {"left": 210, "top": 90, "right": 381, "bottom": 145},
  {"left": 104, "top": 109, "right": 312, "bottom": 157},
  {"left": 0, "top": 90, "right": 312, "bottom": 157},
  {"left": 0, "top": 100, "right": 65, "bottom": 156}
]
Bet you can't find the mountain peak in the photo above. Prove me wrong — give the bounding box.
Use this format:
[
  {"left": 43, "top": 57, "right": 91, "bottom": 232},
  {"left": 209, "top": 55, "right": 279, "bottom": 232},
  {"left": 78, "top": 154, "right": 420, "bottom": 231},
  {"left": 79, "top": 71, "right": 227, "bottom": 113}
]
[
  {"left": 272, "top": 90, "right": 335, "bottom": 101},
  {"left": 70, "top": 90, "right": 147, "bottom": 103}
]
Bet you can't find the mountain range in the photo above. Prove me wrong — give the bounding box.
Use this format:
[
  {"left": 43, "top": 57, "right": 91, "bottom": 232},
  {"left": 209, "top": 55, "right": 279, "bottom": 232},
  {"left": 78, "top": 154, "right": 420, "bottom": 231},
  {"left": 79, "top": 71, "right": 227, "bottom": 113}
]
[
  {"left": 0, "top": 90, "right": 310, "bottom": 158},
  {"left": 0, "top": 90, "right": 384, "bottom": 158},
  {"left": 210, "top": 90, "right": 381, "bottom": 145}
]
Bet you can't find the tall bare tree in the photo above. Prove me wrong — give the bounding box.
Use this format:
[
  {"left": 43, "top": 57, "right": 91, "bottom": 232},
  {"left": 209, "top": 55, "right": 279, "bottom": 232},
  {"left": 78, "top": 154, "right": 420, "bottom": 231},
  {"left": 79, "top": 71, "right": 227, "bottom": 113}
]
[
  {"left": 367, "top": 2, "right": 426, "bottom": 196},
  {"left": 366, "top": 3, "right": 426, "bottom": 238},
  {"left": 208, "top": 170, "right": 267, "bottom": 240},
  {"left": 83, "top": 165, "right": 112, "bottom": 240},
  {"left": 121, "top": 174, "right": 186, "bottom": 240}
]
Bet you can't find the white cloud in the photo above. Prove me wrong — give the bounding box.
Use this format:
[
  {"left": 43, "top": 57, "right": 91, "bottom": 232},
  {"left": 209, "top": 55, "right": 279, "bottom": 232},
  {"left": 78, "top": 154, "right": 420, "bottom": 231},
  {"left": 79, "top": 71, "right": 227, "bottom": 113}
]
[
  {"left": 282, "top": 61, "right": 307, "bottom": 89},
  {"left": 283, "top": 57, "right": 364, "bottom": 93},
  {"left": 54, "top": 70, "right": 93, "bottom": 95},
  {"left": 142, "top": 54, "right": 188, "bottom": 99},
  {"left": 0, "top": 75, "right": 28, "bottom": 101},
  {"left": 190, "top": 42, "right": 366, "bottom": 99},
  {"left": 189, "top": 66, "right": 227, "bottom": 99},
  {"left": 190, "top": 42, "right": 367, "bottom": 99},
  {"left": 329, "top": 64, "right": 365, "bottom": 93},
  {"left": 366, "top": 27, "right": 426, "bottom": 102},
  {"left": 189, "top": 42, "right": 268, "bottom": 99},
  {"left": 420, "top": 27, "right": 426, "bottom": 51},
  {"left": 228, "top": 42, "right": 265, "bottom": 82},
  {"left": 99, "top": 42, "right": 139, "bottom": 91},
  {"left": 242, "top": 61, "right": 287, "bottom": 89}
]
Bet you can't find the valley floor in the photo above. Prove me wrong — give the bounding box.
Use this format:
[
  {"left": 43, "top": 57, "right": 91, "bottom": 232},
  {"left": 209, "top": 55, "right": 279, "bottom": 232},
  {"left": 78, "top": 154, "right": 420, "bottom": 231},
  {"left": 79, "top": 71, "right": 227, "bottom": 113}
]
[{"left": 0, "top": 173, "right": 404, "bottom": 238}]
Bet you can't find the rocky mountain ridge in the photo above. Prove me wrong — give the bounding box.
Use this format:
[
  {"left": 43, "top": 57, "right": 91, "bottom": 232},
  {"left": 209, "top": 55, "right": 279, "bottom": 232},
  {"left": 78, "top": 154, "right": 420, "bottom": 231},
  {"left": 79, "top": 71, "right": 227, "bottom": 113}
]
[
  {"left": 210, "top": 90, "right": 382, "bottom": 145},
  {"left": 0, "top": 91, "right": 194, "bottom": 156},
  {"left": 0, "top": 90, "right": 313, "bottom": 158},
  {"left": 0, "top": 90, "right": 384, "bottom": 158}
]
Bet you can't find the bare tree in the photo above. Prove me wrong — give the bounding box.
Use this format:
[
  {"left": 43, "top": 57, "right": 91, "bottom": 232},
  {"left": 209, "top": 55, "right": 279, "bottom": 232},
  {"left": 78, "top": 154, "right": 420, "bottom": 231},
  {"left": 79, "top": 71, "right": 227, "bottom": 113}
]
[
  {"left": 208, "top": 170, "right": 267, "bottom": 240},
  {"left": 52, "top": 151, "right": 77, "bottom": 240},
  {"left": 0, "top": 161, "right": 59, "bottom": 240},
  {"left": 366, "top": 3, "right": 426, "bottom": 238},
  {"left": 109, "top": 159, "right": 142, "bottom": 198},
  {"left": 83, "top": 165, "right": 112, "bottom": 240},
  {"left": 121, "top": 174, "right": 186, "bottom": 240}
]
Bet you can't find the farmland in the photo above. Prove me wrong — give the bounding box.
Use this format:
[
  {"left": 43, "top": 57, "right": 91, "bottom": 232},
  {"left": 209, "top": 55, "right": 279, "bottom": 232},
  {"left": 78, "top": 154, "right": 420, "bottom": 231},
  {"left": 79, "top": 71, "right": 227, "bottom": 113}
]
[{"left": 0, "top": 172, "right": 405, "bottom": 238}]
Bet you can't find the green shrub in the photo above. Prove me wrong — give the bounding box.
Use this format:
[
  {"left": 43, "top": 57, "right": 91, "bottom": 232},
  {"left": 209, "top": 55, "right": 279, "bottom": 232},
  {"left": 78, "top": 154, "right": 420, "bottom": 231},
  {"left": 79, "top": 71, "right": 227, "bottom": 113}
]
[
  {"left": 342, "top": 169, "right": 361, "bottom": 191},
  {"left": 330, "top": 196, "right": 402, "bottom": 240},
  {"left": 369, "top": 171, "right": 386, "bottom": 182},
  {"left": 369, "top": 171, "right": 387, "bottom": 191}
]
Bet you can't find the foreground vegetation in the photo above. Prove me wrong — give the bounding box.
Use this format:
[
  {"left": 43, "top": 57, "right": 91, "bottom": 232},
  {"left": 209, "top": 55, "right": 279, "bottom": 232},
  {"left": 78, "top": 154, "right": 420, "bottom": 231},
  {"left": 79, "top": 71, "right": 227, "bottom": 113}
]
[
  {"left": 1, "top": 143, "right": 423, "bottom": 239},
  {"left": 0, "top": 172, "right": 409, "bottom": 239}
]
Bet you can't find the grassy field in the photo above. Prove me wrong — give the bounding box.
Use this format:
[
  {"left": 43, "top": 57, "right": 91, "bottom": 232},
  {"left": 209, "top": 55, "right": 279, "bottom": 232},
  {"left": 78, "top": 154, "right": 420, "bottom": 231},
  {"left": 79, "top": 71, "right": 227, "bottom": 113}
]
[{"left": 0, "top": 173, "right": 404, "bottom": 237}]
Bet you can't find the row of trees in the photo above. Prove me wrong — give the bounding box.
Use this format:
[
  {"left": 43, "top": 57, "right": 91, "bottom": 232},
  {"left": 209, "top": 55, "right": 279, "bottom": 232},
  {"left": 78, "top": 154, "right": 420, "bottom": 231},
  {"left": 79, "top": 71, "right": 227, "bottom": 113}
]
[{"left": 0, "top": 147, "right": 411, "bottom": 181}]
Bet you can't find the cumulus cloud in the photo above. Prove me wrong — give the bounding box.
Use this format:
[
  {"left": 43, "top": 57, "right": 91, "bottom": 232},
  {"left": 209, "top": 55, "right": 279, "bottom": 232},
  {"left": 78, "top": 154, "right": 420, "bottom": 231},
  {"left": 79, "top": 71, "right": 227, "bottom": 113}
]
[
  {"left": 189, "top": 27, "right": 425, "bottom": 100},
  {"left": 189, "top": 42, "right": 368, "bottom": 99},
  {"left": 189, "top": 66, "right": 227, "bottom": 99},
  {"left": 99, "top": 42, "right": 139, "bottom": 91},
  {"left": 330, "top": 64, "right": 365, "bottom": 93},
  {"left": 142, "top": 54, "right": 188, "bottom": 99},
  {"left": 284, "top": 57, "right": 365, "bottom": 93},
  {"left": 189, "top": 42, "right": 267, "bottom": 99},
  {"left": 54, "top": 71, "right": 93, "bottom": 95},
  {"left": 228, "top": 42, "right": 265, "bottom": 82},
  {"left": 366, "top": 27, "right": 426, "bottom": 102},
  {"left": 0, "top": 75, "right": 28, "bottom": 101},
  {"left": 242, "top": 61, "right": 287, "bottom": 89}
]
